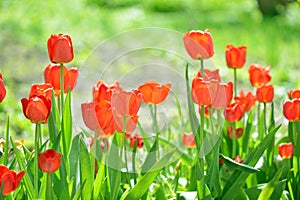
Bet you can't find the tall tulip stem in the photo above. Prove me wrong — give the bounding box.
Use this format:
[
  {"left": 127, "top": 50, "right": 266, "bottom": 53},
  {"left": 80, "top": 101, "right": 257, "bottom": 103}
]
[
  {"left": 34, "top": 123, "right": 41, "bottom": 199},
  {"left": 200, "top": 59, "right": 204, "bottom": 77},
  {"left": 233, "top": 68, "right": 237, "bottom": 97},
  {"left": 59, "top": 63, "right": 64, "bottom": 116},
  {"left": 46, "top": 173, "right": 52, "bottom": 200}
]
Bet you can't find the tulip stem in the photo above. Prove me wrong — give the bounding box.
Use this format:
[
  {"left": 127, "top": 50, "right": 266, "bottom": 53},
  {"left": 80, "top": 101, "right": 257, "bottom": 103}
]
[
  {"left": 233, "top": 68, "right": 237, "bottom": 97},
  {"left": 200, "top": 59, "right": 204, "bottom": 77},
  {"left": 34, "top": 123, "right": 41, "bottom": 199},
  {"left": 232, "top": 122, "right": 237, "bottom": 157},
  {"left": 46, "top": 173, "right": 52, "bottom": 200},
  {"left": 59, "top": 63, "right": 64, "bottom": 116},
  {"left": 123, "top": 118, "right": 130, "bottom": 187},
  {"left": 263, "top": 102, "right": 267, "bottom": 135}
]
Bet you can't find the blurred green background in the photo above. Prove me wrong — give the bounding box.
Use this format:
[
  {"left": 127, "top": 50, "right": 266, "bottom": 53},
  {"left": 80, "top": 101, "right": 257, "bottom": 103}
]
[{"left": 0, "top": 0, "right": 299, "bottom": 144}]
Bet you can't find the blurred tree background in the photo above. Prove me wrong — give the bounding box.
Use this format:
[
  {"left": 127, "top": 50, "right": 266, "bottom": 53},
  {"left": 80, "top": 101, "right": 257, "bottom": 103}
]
[{"left": 0, "top": 0, "right": 299, "bottom": 142}]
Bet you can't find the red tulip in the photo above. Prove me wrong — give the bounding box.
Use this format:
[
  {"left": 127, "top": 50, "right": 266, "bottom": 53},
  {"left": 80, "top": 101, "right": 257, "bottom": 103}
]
[
  {"left": 38, "top": 149, "right": 62, "bottom": 173},
  {"left": 192, "top": 76, "right": 219, "bottom": 106},
  {"left": 44, "top": 64, "right": 78, "bottom": 96},
  {"left": 212, "top": 82, "right": 233, "bottom": 109},
  {"left": 288, "top": 89, "right": 300, "bottom": 99},
  {"left": 183, "top": 29, "right": 214, "bottom": 60},
  {"left": 0, "top": 165, "right": 25, "bottom": 195},
  {"left": 0, "top": 73, "right": 7, "bottom": 103},
  {"left": 21, "top": 95, "right": 52, "bottom": 123},
  {"left": 223, "top": 102, "right": 243, "bottom": 122},
  {"left": 278, "top": 142, "right": 294, "bottom": 159},
  {"left": 47, "top": 34, "right": 74, "bottom": 63},
  {"left": 203, "top": 69, "right": 221, "bottom": 82},
  {"left": 81, "top": 102, "right": 101, "bottom": 132},
  {"left": 283, "top": 99, "right": 300, "bottom": 121},
  {"left": 227, "top": 126, "right": 243, "bottom": 139},
  {"left": 256, "top": 84, "right": 274, "bottom": 103},
  {"left": 225, "top": 44, "right": 247, "bottom": 69},
  {"left": 29, "top": 83, "right": 53, "bottom": 101},
  {"left": 182, "top": 132, "right": 196, "bottom": 148},
  {"left": 111, "top": 89, "right": 142, "bottom": 133},
  {"left": 233, "top": 155, "right": 243, "bottom": 163},
  {"left": 130, "top": 134, "right": 144, "bottom": 150},
  {"left": 234, "top": 90, "right": 256, "bottom": 112},
  {"left": 94, "top": 101, "right": 116, "bottom": 137},
  {"left": 248, "top": 64, "right": 271, "bottom": 87},
  {"left": 138, "top": 81, "right": 171, "bottom": 104},
  {"left": 93, "top": 80, "right": 121, "bottom": 103}
]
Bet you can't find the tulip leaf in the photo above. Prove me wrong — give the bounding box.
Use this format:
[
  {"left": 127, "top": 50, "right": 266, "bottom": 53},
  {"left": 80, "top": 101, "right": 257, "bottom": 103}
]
[
  {"left": 63, "top": 90, "right": 72, "bottom": 156},
  {"left": 120, "top": 148, "right": 176, "bottom": 200},
  {"left": 10, "top": 137, "right": 34, "bottom": 199},
  {"left": 242, "top": 111, "right": 253, "bottom": 155},
  {"left": 141, "top": 138, "right": 157, "bottom": 174},
  {"left": 93, "top": 155, "right": 106, "bottom": 199},
  {"left": 221, "top": 125, "right": 281, "bottom": 200},
  {"left": 48, "top": 91, "right": 60, "bottom": 144},
  {"left": 185, "top": 63, "right": 200, "bottom": 150},
  {"left": 220, "top": 154, "right": 260, "bottom": 173},
  {"left": 258, "top": 167, "right": 284, "bottom": 200},
  {"left": 108, "top": 132, "right": 122, "bottom": 200},
  {"left": 79, "top": 137, "right": 93, "bottom": 200}
]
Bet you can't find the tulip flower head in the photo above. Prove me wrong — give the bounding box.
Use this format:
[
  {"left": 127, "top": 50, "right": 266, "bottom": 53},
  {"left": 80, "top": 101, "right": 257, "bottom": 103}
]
[
  {"left": 182, "top": 132, "right": 196, "bottom": 148},
  {"left": 183, "top": 29, "right": 214, "bottom": 60},
  {"left": 227, "top": 126, "right": 243, "bottom": 139},
  {"left": 47, "top": 34, "right": 74, "bottom": 64},
  {"left": 234, "top": 90, "right": 256, "bottom": 112},
  {"left": 38, "top": 149, "right": 62, "bottom": 173},
  {"left": 44, "top": 64, "right": 78, "bottom": 96},
  {"left": 256, "top": 84, "right": 274, "bottom": 103},
  {"left": 138, "top": 81, "right": 171, "bottom": 105},
  {"left": 0, "top": 73, "right": 7, "bottom": 103},
  {"left": 248, "top": 64, "right": 271, "bottom": 87},
  {"left": 278, "top": 142, "right": 294, "bottom": 159},
  {"left": 225, "top": 44, "right": 247, "bottom": 69},
  {"left": 288, "top": 89, "right": 300, "bottom": 99},
  {"left": 0, "top": 165, "right": 25, "bottom": 195},
  {"left": 283, "top": 98, "right": 300, "bottom": 121},
  {"left": 130, "top": 134, "right": 144, "bottom": 150},
  {"left": 223, "top": 102, "right": 243, "bottom": 123}
]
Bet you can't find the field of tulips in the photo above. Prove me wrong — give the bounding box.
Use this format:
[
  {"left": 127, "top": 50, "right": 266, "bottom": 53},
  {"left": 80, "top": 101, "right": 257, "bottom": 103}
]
[{"left": 0, "top": 28, "right": 299, "bottom": 200}]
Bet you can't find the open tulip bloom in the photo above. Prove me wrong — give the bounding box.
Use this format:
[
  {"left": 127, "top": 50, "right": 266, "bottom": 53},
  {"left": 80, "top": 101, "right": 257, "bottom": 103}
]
[{"left": 3, "top": 31, "right": 300, "bottom": 200}]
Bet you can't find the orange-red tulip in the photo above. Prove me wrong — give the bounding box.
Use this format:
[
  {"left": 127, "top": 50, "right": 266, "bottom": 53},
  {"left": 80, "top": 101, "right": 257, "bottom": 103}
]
[
  {"left": 278, "top": 142, "right": 294, "bottom": 159},
  {"left": 225, "top": 44, "right": 247, "bottom": 69},
  {"left": 227, "top": 126, "right": 243, "bottom": 139},
  {"left": 223, "top": 102, "right": 243, "bottom": 122},
  {"left": 288, "top": 89, "right": 300, "bottom": 99},
  {"left": 182, "top": 132, "right": 196, "bottom": 148},
  {"left": 21, "top": 95, "right": 52, "bottom": 123},
  {"left": 212, "top": 82, "right": 233, "bottom": 109},
  {"left": 0, "top": 165, "right": 25, "bottom": 195},
  {"left": 203, "top": 69, "right": 221, "bottom": 82},
  {"left": 248, "top": 64, "right": 271, "bottom": 87},
  {"left": 93, "top": 80, "right": 121, "bottom": 103},
  {"left": 47, "top": 34, "right": 74, "bottom": 63},
  {"left": 130, "top": 134, "right": 144, "bottom": 150},
  {"left": 234, "top": 90, "right": 256, "bottom": 112},
  {"left": 138, "top": 81, "right": 171, "bottom": 104},
  {"left": 44, "top": 64, "right": 78, "bottom": 95},
  {"left": 38, "top": 149, "right": 62, "bottom": 173},
  {"left": 94, "top": 101, "right": 115, "bottom": 137},
  {"left": 183, "top": 29, "right": 214, "bottom": 60},
  {"left": 0, "top": 74, "right": 7, "bottom": 103},
  {"left": 256, "top": 84, "right": 274, "bottom": 103},
  {"left": 29, "top": 83, "right": 53, "bottom": 101},
  {"left": 192, "top": 76, "right": 219, "bottom": 106},
  {"left": 283, "top": 99, "right": 300, "bottom": 121},
  {"left": 81, "top": 102, "right": 101, "bottom": 132},
  {"left": 111, "top": 89, "right": 142, "bottom": 133}
]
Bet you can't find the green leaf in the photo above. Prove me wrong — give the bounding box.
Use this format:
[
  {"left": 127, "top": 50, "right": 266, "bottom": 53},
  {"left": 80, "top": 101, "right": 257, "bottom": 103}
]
[
  {"left": 10, "top": 137, "right": 34, "bottom": 199},
  {"left": 108, "top": 133, "right": 122, "bottom": 200},
  {"left": 159, "top": 136, "right": 192, "bottom": 165},
  {"left": 79, "top": 137, "right": 93, "bottom": 200},
  {"left": 242, "top": 112, "right": 253, "bottom": 155},
  {"left": 93, "top": 155, "right": 106, "bottom": 199},
  {"left": 141, "top": 139, "right": 157, "bottom": 174},
  {"left": 221, "top": 125, "right": 281, "bottom": 200},
  {"left": 48, "top": 91, "right": 60, "bottom": 144},
  {"left": 121, "top": 148, "right": 177, "bottom": 200},
  {"left": 258, "top": 167, "right": 284, "bottom": 200},
  {"left": 268, "top": 102, "right": 275, "bottom": 132},
  {"left": 63, "top": 90, "right": 72, "bottom": 156},
  {"left": 185, "top": 63, "right": 200, "bottom": 150},
  {"left": 220, "top": 154, "right": 260, "bottom": 173}
]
